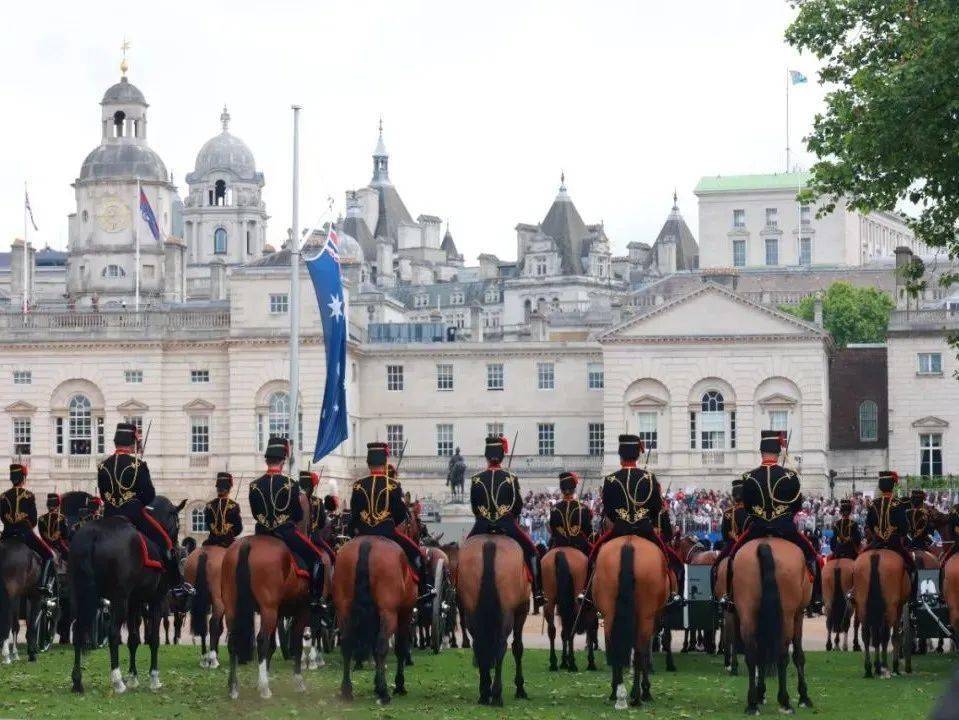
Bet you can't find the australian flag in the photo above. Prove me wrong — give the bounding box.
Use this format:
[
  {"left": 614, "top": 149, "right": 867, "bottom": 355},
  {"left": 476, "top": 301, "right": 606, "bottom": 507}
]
[
  {"left": 306, "top": 226, "right": 349, "bottom": 461},
  {"left": 139, "top": 188, "right": 161, "bottom": 241}
]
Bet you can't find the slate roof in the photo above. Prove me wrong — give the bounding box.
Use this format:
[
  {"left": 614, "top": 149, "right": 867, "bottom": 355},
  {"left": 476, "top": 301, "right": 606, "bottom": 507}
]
[
  {"left": 340, "top": 214, "right": 377, "bottom": 262},
  {"left": 390, "top": 278, "right": 503, "bottom": 309},
  {"left": 101, "top": 77, "right": 147, "bottom": 105},
  {"left": 441, "top": 228, "right": 460, "bottom": 259},
  {"left": 647, "top": 200, "right": 699, "bottom": 271},
  {"left": 540, "top": 189, "right": 590, "bottom": 275},
  {"left": 373, "top": 184, "right": 415, "bottom": 246}
]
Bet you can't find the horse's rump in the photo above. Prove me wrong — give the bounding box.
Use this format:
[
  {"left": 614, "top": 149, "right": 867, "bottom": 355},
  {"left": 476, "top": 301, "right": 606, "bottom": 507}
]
[
  {"left": 593, "top": 536, "right": 670, "bottom": 638},
  {"left": 823, "top": 557, "right": 853, "bottom": 632},
  {"left": 853, "top": 549, "right": 908, "bottom": 633},
  {"left": 457, "top": 534, "right": 529, "bottom": 616}
]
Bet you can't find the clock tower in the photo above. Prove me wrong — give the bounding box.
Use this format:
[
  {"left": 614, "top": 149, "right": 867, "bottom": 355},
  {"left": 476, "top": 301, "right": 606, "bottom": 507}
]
[{"left": 67, "top": 56, "right": 181, "bottom": 305}]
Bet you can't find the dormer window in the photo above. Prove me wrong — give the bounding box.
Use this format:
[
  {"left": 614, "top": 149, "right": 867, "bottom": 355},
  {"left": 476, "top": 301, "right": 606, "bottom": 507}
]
[
  {"left": 535, "top": 257, "right": 547, "bottom": 276},
  {"left": 450, "top": 291, "right": 464, "bottom": 305},
  {"left": 113, "top": 111, "right": 126, "bottom": 138}
]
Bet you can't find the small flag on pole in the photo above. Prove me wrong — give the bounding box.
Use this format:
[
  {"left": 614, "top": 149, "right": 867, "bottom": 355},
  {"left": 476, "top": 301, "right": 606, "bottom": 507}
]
[
  {"left": 139, "top": 188, "right": 161, "bottom": 241},
  {"left": 24, "top": 190, "right": 38, "bottom": 231},
  {"left": 789, "top": 70, "right": 808, "bottom": 85}
]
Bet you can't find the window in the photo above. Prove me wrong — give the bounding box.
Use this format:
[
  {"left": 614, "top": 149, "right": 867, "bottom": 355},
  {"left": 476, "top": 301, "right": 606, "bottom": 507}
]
[
  {"left": 436, "top": 364, "right": 453, "bottom": 391},
  {"left": 764, "top": 238, "right": 779, "bottom": 266},
  {"left": 267, "top": 391, "right": 290, "bottom": 441},
  {"left": 537, "top": 423, "right": 555, "bottom": 456},
  {"left": 732, "top": 239, "right": 746, "bottom": 267},
  {"left": 214, "top": 181, "right": 227, "bottom": 207},
  {"left": 699, "top": 391, "right": 726, "bottom": 450},
  {"left": 214, "top": 228, "right": 228, "bottom": 254},
  {"left": 799, "top": 237, "right": 811, "bottom": 266},
  {"left": 484, "top": 287, "right": 501, "bottom": 304},
  {"left": 637, "top": 412, "right": 657, "bottom": 450},
  {"left": 920, "top": 433, "right": 943, "bottom": 477},
  {"left": 191, "top": 417, "right": 210, "bottom": 454},
  {"left": 730, "top": 410, "right": 737, "bottom": 449},
  {"left": 269, "top": 293, "right": 289, "bottom": 314},
  {"left": 449, "top": 292, "right": 465, "bottom": 305},
  {"left": 13, "top": 418, "right": 31, "bottom": 456},
  {"left": 123, "top": 415, "right": 143, "bottom": 435},
  {"left": 800, "top": 204, "right": 812, "bottom": 225},
  {"left": 588, "top": 422, "right": 605, "bottom": 456},
  {"left": 386, "top": 424, "right": 404, "bottom": 457},
  {"left": 487, "top": 422, "right": 504, "bottom": 438},
  {"left": 124, "top": 369, "right": 143, "bottom": 384},
  {"left": 917, "top": 353, "right": 943, "bottom": 375},
  {"left": 537, "top": 362, "right": 555, "bottom": 390},
  {"left": 246, "top": 229, "right": 252, "bottom": 256},
  {"left": 765, "top": 208, "right": 778, "bottom": 228},
  {"left": 113, "top": 110, "right": 126, "bottom": 138},
  {"left": 769, "top": 410, "right": 789, "bottom": 432},
  {"left": 68, "top": 394, "right": 92, "bottom": 456},
  {"left": 587, "top": 363, "right": 604, "bottom": 390},
  {"left": 387, "top": 365, "right": 404, "bottom": 391},
  {"left": 13, "top": 370, "right": 31, "bottom": 385},
  {"left": 732, "top": 209, "right": 745, "bottom": 228},
  {"left": 190, "top": 507, "right": 207, "bottom": 534},
  {"left": 437, "top": 424, "right": 454, "bottom": 457},
  {"left": 101, "top": 264, "right": 126, "bottom": 278},
  {"left": 487, "top": 363, "right": 504, "bottom": 391},
  {"left": 414, "top": 294, "right": 429, "bottom": 308},
  {"left": 859, "top": 401, "right": 879, "bottom": 442},
  {"left": 689, "top": 412, "right": 697, "bottom": 450},
  {"left": 97, "top": 417, "right": 105, "bottom": 455},
  {"left": 55, "top": 417, "right": 63, "bottom": 454},
  {"left": 535, "top": 258, "right": 547, "bottom": 276},
  {"left": 191, "top": 369, "right": 210, "bottom": 383}
]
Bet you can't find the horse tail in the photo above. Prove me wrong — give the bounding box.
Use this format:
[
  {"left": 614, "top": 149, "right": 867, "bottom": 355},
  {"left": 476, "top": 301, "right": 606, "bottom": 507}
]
[
  {"left": 0, "top": 546, "right": 10, "bottom": 643},
  {"left": 555, "top": 551, "right": 575, "bottom": 637},
  {"left": 607, "top": 542, "right": 636, "bottom": 671},
  {"left": 827, "top": 564, "right": 846, "bottom": 633},
  {"left": 865, "top": 553, "right": 885, "bottom": 649},
  {"left": 347, "top": 540, "right": 378, "bottom": 663},
  {"left": 471, "top": 540, "right": 504, "bottom": 672},
  {"left": 233, "top": 543, "right": 256, "bottom": 664},
  {"left": 68, "top": 527, "right": 98, "bottom": 649},
  {"left": 755, "top": 542, "right": 782, "bottom": 674},
  {"left": 190, "top": 551, "right": 210, "bottom": 637}
]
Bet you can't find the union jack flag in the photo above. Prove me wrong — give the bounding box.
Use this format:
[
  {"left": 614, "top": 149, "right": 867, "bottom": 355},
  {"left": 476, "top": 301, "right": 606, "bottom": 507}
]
[{"left": 323, "top": 225, "right": 340, "bottom": 262}]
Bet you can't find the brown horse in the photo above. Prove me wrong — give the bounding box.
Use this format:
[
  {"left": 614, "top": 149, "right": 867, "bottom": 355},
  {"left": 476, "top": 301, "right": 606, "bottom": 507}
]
[
  {"left": 714, "top": 556, "right": 739, "bottom": 675},
  {"left": 853, "top": 549, "right": 910, "bottom": 678},
  {"left": 593, "top": 536, "right": 669, "bottom": 707},
  {"left": 441, "top": 541, "right": 470, "bottom": 649},
  {"left": 333, "top": 535, "right": 416, "bottom": 704},
  {"left": 457, "top": 534, "right": 531, "bottom": 706},
  {"left": 184, "top": 545, "right": 227, "bottom": 668},
  {"left": 732, "top": 539, "right": 812, "bottom": 714},
  {"left": 674, "top": 534, "right": 719, "bottom": 654},
  {"left": 943, "top": 552, "right": 959, "bottom": 644},
  {"left": 0, "top": 539, "right": 43, "bottom": 663},
  {"left": 541, "top": 547, "right": 596, "bottom": 672},
  {"left": 823, "top": 558, "right": 856, "bottom": 651}
]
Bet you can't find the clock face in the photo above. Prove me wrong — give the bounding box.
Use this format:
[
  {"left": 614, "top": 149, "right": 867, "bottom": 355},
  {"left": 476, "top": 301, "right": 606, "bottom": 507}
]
[{"left": 96, "top": 197, "right": 131, "bottom": 233}]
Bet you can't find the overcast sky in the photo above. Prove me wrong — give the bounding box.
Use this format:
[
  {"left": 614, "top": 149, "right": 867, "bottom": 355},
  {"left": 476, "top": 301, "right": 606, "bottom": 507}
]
[{"left": 1, "top": 0, "right": 825, "bottom": 263}]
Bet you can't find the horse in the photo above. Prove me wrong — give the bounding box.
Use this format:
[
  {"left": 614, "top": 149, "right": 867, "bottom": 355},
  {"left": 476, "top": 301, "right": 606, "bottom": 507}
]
[
  {"left": 674, "top": 534, "right": 720, "bottom": 654},
  {"left": 943, "top": 552, "right": 959, "bottom": 647},
  {"left": 222, "top": 494, "right": 331, "bottom": 700},
  {"left": 0, "top": 536, "right": 45, "bottom": 664},
  {"left": 853, "top": 549, "right": 910, "bottom": 678},
  {"left": 457, "top": 534, "right": 531, "bottom": 706},
  {"left": 447, "top": 456, "right": 466, "bottom": 503},
  {"left": 823, "top": 557, "right": 857, "bottom": 651},
  {"left": 441, "top": 541, "right": 469, "bottom": 649},
  {"left": 541, "top": 546, "right": 596, "bottom": 672},
  {"left": 714, "top": 556, "right": 739, "bottom": 675},
  {"left": 333, "top": 535, "right": 416, "bottom": 704},
  {"left": 52, "top": 490, "right": 94, "bottom": 645},
  {"left": 184, "top": 544, "right": 228, "bottom": 668},
  {"left": 593, "top": 536, "right": 670, "bottom": 707},
  {"left": 731, "top": 539, "right": 813, "bottom": 715},
  {"left": 69, "top": 496, "right": 186, "bottom": 694}
]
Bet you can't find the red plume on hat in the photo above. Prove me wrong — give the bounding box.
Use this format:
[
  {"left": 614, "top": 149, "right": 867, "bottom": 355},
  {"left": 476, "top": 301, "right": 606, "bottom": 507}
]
[{"left": 499, "top": 434, "right": 508, "bottom": 455}]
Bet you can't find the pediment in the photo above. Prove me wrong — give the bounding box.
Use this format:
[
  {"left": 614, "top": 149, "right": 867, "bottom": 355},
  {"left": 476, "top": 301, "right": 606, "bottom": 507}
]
[
  {"left": 117, "top": 399, "right": 150, "bottom": 412},
  {"left": 628, "top": 394, "right": 668, "bottom": 408},
  {"left": 183, "top": 398, "right": 216, "bottom": 412},
  {"left": 912, "top": 416, "right": 949, "bottom": 429},
  {"left": 599, "top": 283, "right": 827, "bottom": 342},
  {"left": 5, "top": 400, "right": 37, "bottom": 414},
  {"left": 757, "top": 392, "right": 798, "bottom": 406}
]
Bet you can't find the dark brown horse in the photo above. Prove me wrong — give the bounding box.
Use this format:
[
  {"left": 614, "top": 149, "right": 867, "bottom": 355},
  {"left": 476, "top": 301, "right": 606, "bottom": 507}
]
[
  {"left": 184, "top": 545, "right": 228, "bottom": 668},
  {"left": 943, "top": 552, "right": 959, "bottom": 643},
  {"left": 714, "top": 556, "right": 739, "bottom": 674},
  {"left": 853, "top": 549, "right": 910, "bottom": 678},
  {"left": 594, "top": 536, "right": 670, "bottom": 707},
  {"left": 823, "top": 558, "right": 857, "bottom": 651},
  {"left": 0, "top": 538, "right": 44, "bottom": 663},
  {"left": 732, "top": 539, "right": 812, "bottom": 714},
  {"left": 333, "top": 535, "right": 416, "bottom": 704},
  {"left": 541, "top": 546, "right": 596, "bottom": 672},
  {"left": 457, "top": 534, "right": 531, "bottom": 706},
  {"left": 441, "top": 541, "right": 470, "bottom": 649}
]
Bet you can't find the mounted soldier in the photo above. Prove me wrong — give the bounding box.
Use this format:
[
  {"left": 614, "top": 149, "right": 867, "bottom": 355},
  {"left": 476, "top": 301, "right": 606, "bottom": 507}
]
[
  {"left": 906, "top": 488, "right": 933, "bottom": 551},
  {"left": 97, "top": 422, "right": 192, "bottom": 599},
  {"left": 202, "top": 472, "right": 242, "bottom": 548},
  {"left": 864, "top": 470, "right": 916, "bottom": 597},
  {"left": 320, "top": 494, "right": 343, "bottom": 547},
  {"left": 828, "top": 498, "right": 862, "bottom": 561},
  {"left": 547, "top": 471, "right": 593, "bottom": 555},
  {"left": 468, "top": 433, "right": 544, "bottom": 607},
  {"left": 447, "top": 447, "right": 466, "bottom": 502},
  {"left": 299, "top": 469, "right": 336, "bottom": 565},
  {"left": 1, "top": 463, "right": 56, "bottom": 597},
  {"left": 38, "top": 492, "right": 71, "bottom": 560},
  {"left": 348, "top": 441, "right": 434, "bottom": 602}
]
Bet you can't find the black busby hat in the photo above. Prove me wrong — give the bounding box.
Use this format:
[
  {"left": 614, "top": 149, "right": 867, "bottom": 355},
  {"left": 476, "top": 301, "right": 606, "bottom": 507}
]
[
  {"left": 878, "top": 470, "right": 899, "bottom": 493},
  {"left": 911, "top": 488, "right": 927, "bottom": 505},
  {"left": 265, "top": 435, "right": 290, "bottom": 463},
  {"left": 760, "top": 430, "right": 784, "bottom": 455},
  {"left": 299, "top": 470, "right": 319, "bottom": 493},
  {"left": 839, "top": 498, "right": 853, "bottom": 513},
  {"left": 485, "top": 434, "right": 507, "bottom": 464},
  {"left": 9, "top": 463, "right": 27, "bottom": 485},
  {"left": 618, "top": 434, "right": 643, "bottom": 462},
  {"left": 46, "top": 492, "right": 61, "bottom": 509},
  {"left": 559, "top": 471, "right": 579, "bottom": 495},
  {"left": 215, "top": 472, "right": 233, "bottom": 493},
  {"left": 366, "top": 441, "right": 389, "bottom": 468},
  {"left": 114, "top": 422, "right": 139, "bottom": 448},
  {"left": 731, "top": 477, "right": 744, "bottom": 500},
  {"left": 323, "top": 494, "right": 339, "bottom": 513}
]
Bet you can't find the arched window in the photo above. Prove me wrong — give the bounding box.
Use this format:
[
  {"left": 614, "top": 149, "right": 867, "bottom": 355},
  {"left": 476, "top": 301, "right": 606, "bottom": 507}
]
[
  {"left": 257, "top": 390, "right": 303, "bottom": 451},
  {"left": 214, "top": 228, "right": 228, "bottom": 254},
  {"left": 524, "top": 299, "right": 532, "bottom": 319},
  {"left": 215, "top": 180, "right": 227, "bottom": 206},
  {"left": 69, "top": 394, "right": 92, "bottom": 455},
  {"left": 101, "top": 264, "right": 126, "bottom": 278},
  {"left": 190, "top": 507, "right": 207, "bottom": 534},
  {"left": 699, "top": 391, "right": 727, "bottom": 450},
  {"left": 859, "top": 400, "right": 879, "bottom": 442},
  {"left": 113, "top": 110, "right": 126, "bottom": 138},
  {"left": 701, "top": 391, "right": 725, "bottom": 412}
]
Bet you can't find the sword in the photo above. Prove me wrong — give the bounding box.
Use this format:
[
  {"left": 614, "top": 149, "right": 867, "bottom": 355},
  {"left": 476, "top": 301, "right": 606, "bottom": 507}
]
[
  {"left": 506, "top": 431, "right": 519, "bottom": 470},
  {"left": 395, "top": 438, "right": 409, "bottom": 474},
  {"left": 917, "top": 596, "right": 957, "bottom": 642},
  {"left": 139, "top": 419, "right": 153, "bottom": 458}
]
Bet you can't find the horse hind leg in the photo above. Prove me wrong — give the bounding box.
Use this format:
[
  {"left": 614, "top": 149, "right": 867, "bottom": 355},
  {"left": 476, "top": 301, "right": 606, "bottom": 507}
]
[
  {"left": 794, "top": 638, "right": 812, "bottom": 707},
  {"left": 290, "top": 611, "right": 308, "bottom": 694},
  {"left": 565, "top": 625, "right": 578, "bottom": 672},
  {"left": 664, "top": 627, "right": 676, "bottom": 672},
  {"left": 148, "top": 603, "right": 163, "bottom": 690},
  {"left": 373, "top": 620, "right": 391, "bottom": 705},
  {"left": 125, "top": 605, "right": 140, "bottom": 688},
  {"left": 776, "top": 651, "right": 793, "bottom": 714},
  {"left": 490, "top": 654, "right": 505, "bottom": 707},
  {"left": 257, "top": 610, "right": 278, "bottom": 700},
  {"left": 393, "top": 621, "right": 409, "bottom": 697},
  {"left": 513, "top": 630, "right": 528, "bottom": 699},
  {"left": 547, "top": 611, "right": 558, "bottom": 671},
  {"left": 109, "top": 602, "right": 127, "bottom": 693}
]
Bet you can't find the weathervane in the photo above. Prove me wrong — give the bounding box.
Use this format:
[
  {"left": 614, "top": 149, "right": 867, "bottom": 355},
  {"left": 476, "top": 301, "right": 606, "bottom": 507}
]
[{"left": 120, "top": 37, "right": 131, "bottom": 78}]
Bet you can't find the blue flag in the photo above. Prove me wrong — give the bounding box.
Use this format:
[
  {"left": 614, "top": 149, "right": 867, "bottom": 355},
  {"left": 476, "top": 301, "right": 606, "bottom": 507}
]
[
  {"left": 306, "top": 228, "right": 349, "bottom": 461},
  {"left": 789, "top": 70, "right": 807, "bottom": 85},
  {"left": 139, "top": 188, "right": 161, "bottom": 241}
]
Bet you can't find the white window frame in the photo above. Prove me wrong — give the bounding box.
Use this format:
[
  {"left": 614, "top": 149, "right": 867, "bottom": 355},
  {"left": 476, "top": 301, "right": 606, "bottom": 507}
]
[
  {"left": 68, "top": 394, "right": 93, "bottom": 456},
  {"left": 765, "top": 207, "right": 778, "bottom": 228},
  {"left": 537, "top": 362, "right": 555, "bottom": 390},
  {"left": 13, "top": 417, "right": 31, "bottom": 456},
  {"left": 123, "top": 415, "right": 144, "bottom": 435},
  {"left": 587, "top": 422, "right": 604, "bottom": 456},
  {"left": 800, "top": 204, "right": 812, "bottom": 225},
  {"left": 436, "top": 423, "right": 454, "bottom": 457},
  {"left": 587, "top": 363, "right": 604, "bottom": 390},
  {"left": 487, "top": 422, "right": 504, "bottom": 438},
  {"left": 637, "top": 412, "right": 658, "bottom": 450},
  {"left": 537, "top": 422, "right": 555, "bottom": 457},
  {"left": 124, "top": 369, "right": 143, "bottom": 384},
  {"left": 765, "top": 237, "right": 779, "bottom": 266},
  {"left": 191, "top": 369, "right": 210, "bottom": 384},
  {"left": 487, "top": 363, "right": 504, "bottom": 391},
  {"left": 920, "top": 433, "right": 943, "bottom": 477},
  {"left": 917, "top": 352, "right": 943, "bottom": 375},
  {"left": 732, "top": 239, "right": 746, "bottom": 267},
  {"left": 858, "top": 401, "right": 878, "bottom": 442},
  {"left": 387, "top": 364, "right": 404, "bottom": 391},
  {"left": 769, "top": 409, "right": 789, "bottom": 433},
  {"left": 269, "top": 293, "right": 289, "bottom": 314},
  {"left": 798, "top": 236, "right": 812, "bottom": 266},
  {"left": 13, "top": 370, "right": 31, "bottom": 385},
  {"left": 386, "top": 424, "right": 404, "bottom": 457},
  {"left": 732, "top": 209, "right": 745, "bottom": 228},
  {"left": 190, "top": 416, "right": 210, "bottom": 454},
  {"left": 436, "top": 363, "right": 454, "bottom": 391}
]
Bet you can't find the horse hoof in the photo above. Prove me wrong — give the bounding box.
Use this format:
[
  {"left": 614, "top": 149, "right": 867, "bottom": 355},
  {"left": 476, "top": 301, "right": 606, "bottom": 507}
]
[
  {"left": 568, "top": 664, "right": 579, "bottom": 673},
  {"left": 587, "top": 664, "right": 597, "bottom": 671},
  {"left": 376, "top": 695, "right": 391, "bottom": 706},
  {"left": 491, "top": 697, "right": 504, "bottom": 707},
  {"left": 629, "top": 697, "right": 642, "bottom": 707},
  {"left": 746, "top": 707, "right": 760, "bottom": 716},
  {"left": 293, "top": 674, "right": 306, "bottom": 693},
  {"left": 516, "top": 688, "right": 529, "bottom": 700},
  {"left": 308, "top": 661, "right": 319, "bottom": 671},
  {"left": 549, "top": 664, "right": 558, "bottom": 672},
  {"left": 667, "top": 664, "right": 677, "bottom": 673},
  {"left": 394, "top": 685, "right": 407, "bottom": 696},
  {"left": 150, "top": 671, "right": 163, "bottom": 691},
  {"left": 259, "top": 687, "right": 272, "bottom": 700},
  {"left": 209, "top": 657, "right": 220, "bottom": 670},
  {"left": 126, "top": 675, "right": 139, "bottom": 689},
  {"left": 229, "top": 687, "right": 239, "bottom": 701},
  {"left": 341, "top": 688, "right": 354, "bottom": 702},
  {"left": 880, "top": 669, "right": 891, "bottom": 680},
  {"left": 778, "top": 706, "right": 794, "bottom": 715},
  {"left": 478, "top": 697, "right": 490, "bottom": 706},
  {"left": 799, "top": 698, "right": 814, "bottom": 708},
  {"left": 199, "top": 658, "right": 209, "bottom": 669}
]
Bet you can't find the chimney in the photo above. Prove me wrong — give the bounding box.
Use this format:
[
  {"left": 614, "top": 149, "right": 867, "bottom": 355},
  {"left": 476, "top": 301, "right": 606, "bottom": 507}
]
[
  {"left": 163, "top": 236, "right": 186, "bottom": 303},
  {"left": 10, "top": 239, "right": 35, "bottom": 310},
  {"left": 478, "top": 253, "right": 500, "bottom": 280},
  {"left": 470, "top": 305, "right": 484, "bottom": 343},
  {"left": 376, "top": 239, "right": 394, "bottom": 287},
  {"left": 209, "top": 257, "right": 227, "bottom": 301}
]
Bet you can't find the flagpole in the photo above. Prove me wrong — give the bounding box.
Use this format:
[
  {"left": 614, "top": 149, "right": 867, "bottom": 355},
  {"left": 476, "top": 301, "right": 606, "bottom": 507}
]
[
  {"left": 135, "top": 179, "right": 141, "bottom": 312},
  {"left": 785, "top": 69, "right": 791, "bottom": 173},
  {"left": 22, "top": 181, "right": 28, "bottom": 314},
  {"left": 289, "top": 105, "right": 302, "bottom": 480}
]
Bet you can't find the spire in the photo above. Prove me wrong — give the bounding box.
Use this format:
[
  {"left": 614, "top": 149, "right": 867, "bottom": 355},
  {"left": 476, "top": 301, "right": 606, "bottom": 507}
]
[
  {"left": 120, "top": 37, "right": 131, "bottom": 78},
  {"left": 371, "top": 116, "right": 390, "bottom": 185},
  {"left": 672, "top": 188, "right": 678, "bottom": 210},
  {"left": 555, "top": 169, "right": 570, "bottom": 201},
  {"left": 373, "top": 115, "right": 388, "bottom": 157},
  {"left": 220, "top": 105, "right": 231, "bottom": 133}
]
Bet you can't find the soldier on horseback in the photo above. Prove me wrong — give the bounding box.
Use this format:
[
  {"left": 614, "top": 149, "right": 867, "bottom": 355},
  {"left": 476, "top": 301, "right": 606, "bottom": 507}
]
[
  {"left": 38, "top": 492, "right": 71, "bottom": 560},
  {"left": 1, "top": 464, "right": 56, "bottom": 597},
  {"left": 249, "top": 436, "right": 326, "bottom": 609},
  {"left": 468, "top": 433, "right": 545, "bottom": 607},
  {"left": 447, "top": 447, "right": 466, "bottom": 502},
  {"left": 299, "top": 470, "right": 336, "bottom": 565},
  {"left": 202, "top": 472, "right": 243, "bottom": 548},
  {"left": 864, "top": 470, "right": 917, "bottom": 597},
  {"left": 547, "top": 471, "right": 592, "bottom": 555},
  {"left": 906, "top": 489, "right": 933, "bottom": 551},
  {"left": 828, "top": 498, "right": 862, "bottom": 561},
  {"left": 348, "top": 442, "right": 435, "bottom": 602}
]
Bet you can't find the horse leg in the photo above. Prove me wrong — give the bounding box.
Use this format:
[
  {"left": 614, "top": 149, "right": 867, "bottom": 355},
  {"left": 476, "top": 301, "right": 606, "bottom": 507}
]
[
  {"left": 794, "top": 637, "right": 812, "bottom": 707},
  {"left": 776, "top": 649, "right": 792, "bottom": 714},
  {"left": 460, "top": 604, "right": 471, "bottom": 649},
  {"left": 394, "top": 611, "right": 411, "bottom": 696},
  {"left": 148, "top": 602, "right": 163, "bottom": 690},
  {"left": 682, "top": 629, "right": 690, "bottom": 653},
  {"left": 109, "top": 600, "right": 127, "bottom": 694},
  {"left": 478, "top": 661, "right": 492, "bottom": 705},
  {"left": 26, "top": 597, "right": 39, "bottom": 662},
  {"left": 609, "top": 653, "right": 623, "bottom": 702},
  {"left": 257, "top": 609, "right": 277, "bottom": 700},
  {"left": 566, "top": 622, "right": 578, "bottom": 672},
  {"left": 664, "top": 627, "right": 676, "bottom": 671},
  {"left": 340, "top": 635, "right": 354, "bottom": 701},
  {"left": 547, "top": 608, "right": 558, "bottom": 670},
  {"left": 744, "top": 656, "right": 759, "bottom": 715},
  {"left": 209, "top": 610, "right": 223, "bottom": 669},
  {"left": 373, "top": 615, "right": 391, "bottom": 705},
  {"left": 853, "top": 615, "right": 862, "bottom": 652},
  {"left": 629, "top": 640, "right": 643, "bottom": 707},
  {"left": 513, "top": 629, "right": 528, "bottom": 699},
  {"left": 587, "top": 616, "right": 598, "bottom": 671},
  {"left": 491, "top": 653, "right": 505, "bottom": 707},
  {"left": 227, "top": 633, "right": 240, "bottom": 700},
  {"left": 290, "top": 610, "right": 308, "bottom": 693},
  {"left": 126, "top": 604, "right": 141, "bottom": 688}
]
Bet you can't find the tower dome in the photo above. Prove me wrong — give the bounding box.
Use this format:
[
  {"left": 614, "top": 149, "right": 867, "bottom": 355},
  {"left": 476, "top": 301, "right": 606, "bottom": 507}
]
[{"left": 189, "top": 107, "right": 258, "bottom": 181}]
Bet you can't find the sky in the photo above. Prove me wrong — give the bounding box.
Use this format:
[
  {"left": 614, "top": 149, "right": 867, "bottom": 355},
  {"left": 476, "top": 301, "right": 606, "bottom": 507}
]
[{"left": 0, "top": 0, "right": 827, "bottom": 264}]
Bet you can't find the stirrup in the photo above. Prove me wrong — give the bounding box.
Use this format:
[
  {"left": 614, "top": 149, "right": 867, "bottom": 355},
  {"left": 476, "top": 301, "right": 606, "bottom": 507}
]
[
  {"left": 171, "top": 582, "right": 195, "bottom": 599},
  {"left": 718, "top": 595, "right": 734, "bottom": 612},
  {"left": 417, "top": 585, "right": 437, "bottom": 603},
  {"left": 667, "top": 593, "right": 683, "bottom": 608}
]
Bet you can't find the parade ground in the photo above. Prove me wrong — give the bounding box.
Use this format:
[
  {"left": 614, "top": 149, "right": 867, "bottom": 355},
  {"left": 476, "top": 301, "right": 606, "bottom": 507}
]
[{"left": 0, "top": 644, "right": 953, "bottom": 720}]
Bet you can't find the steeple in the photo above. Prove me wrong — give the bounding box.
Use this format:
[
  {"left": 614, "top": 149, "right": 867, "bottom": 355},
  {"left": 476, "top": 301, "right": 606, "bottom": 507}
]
[
  {"left": 555, "top": 170, "right": 570, "bottom": 201},
  {"left": 220, "top": 105, "right": 231, "bottom": 133},
  {"left": 371, "top": 116, "right": 390, "bottom": 186}
]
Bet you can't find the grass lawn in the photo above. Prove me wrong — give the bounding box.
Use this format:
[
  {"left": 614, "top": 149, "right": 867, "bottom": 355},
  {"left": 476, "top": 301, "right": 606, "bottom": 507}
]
[{"left": 0, "top": 644, "right": 954, "bottom": 719}]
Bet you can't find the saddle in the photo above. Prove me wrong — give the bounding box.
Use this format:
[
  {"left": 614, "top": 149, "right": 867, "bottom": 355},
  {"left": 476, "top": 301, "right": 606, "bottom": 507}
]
[
  {"left": 288, "top": 552, "right": 311, "bottom": 580},
  {"left": 135, "top": 532, "right": 164, "bottom": 571}
]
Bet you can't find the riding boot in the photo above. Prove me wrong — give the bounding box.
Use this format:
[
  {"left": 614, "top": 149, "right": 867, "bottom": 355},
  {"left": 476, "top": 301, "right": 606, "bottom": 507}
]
[
  {"left": 808, "top": 562, "right": 823, "bottom": 615},
  {"left": 37, "top": 558, "right": 55, "bottom": 599},
  {"left": 530, "top": 555, "right": 545, "bottom": 611},
  {"left": 310, "top": 563, "right": 326, "bottom": 611},
  {"left": 416, "top": 555, "right": 436, "bottom": 603},
  {"left": 166, "top": 550, "right": 194, "bottom": 599}
]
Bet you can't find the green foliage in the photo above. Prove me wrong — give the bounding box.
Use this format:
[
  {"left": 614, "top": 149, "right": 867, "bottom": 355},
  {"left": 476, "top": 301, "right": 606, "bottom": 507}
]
[
  {"left": 780, "top": 281, "right": 893, "bottom": 346},
  {"left": 785, "top": 1, "right": 959, "bottom": 260}
]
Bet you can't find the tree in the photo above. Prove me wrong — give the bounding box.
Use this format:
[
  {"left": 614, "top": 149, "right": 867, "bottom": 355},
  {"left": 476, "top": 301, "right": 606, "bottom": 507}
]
[
  {"left": 781, "top": 282, "right": 894, "bottom": 347},
  {"left": 785, "top": 1, "right": 959, "bottom": 281}
]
